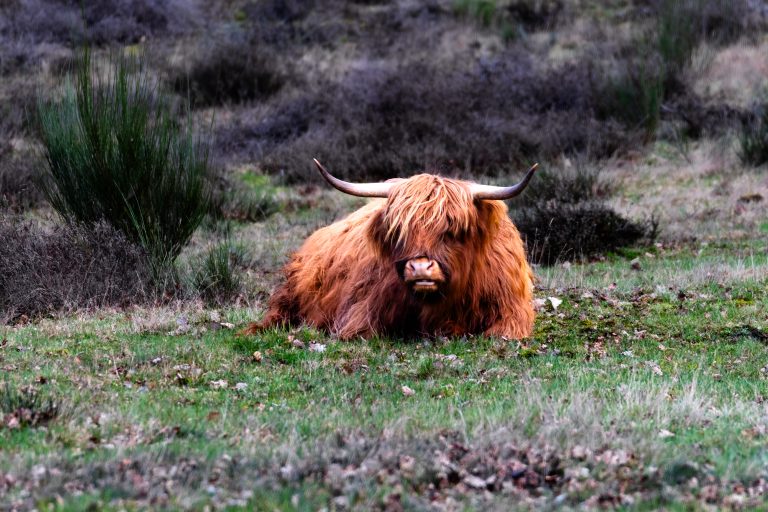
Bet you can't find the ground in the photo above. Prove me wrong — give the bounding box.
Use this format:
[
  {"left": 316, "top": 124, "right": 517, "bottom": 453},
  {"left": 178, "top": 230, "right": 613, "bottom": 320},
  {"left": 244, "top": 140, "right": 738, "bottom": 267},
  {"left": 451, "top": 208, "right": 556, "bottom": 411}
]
[
  {"left": 2, "top": 140, "right": 768, "bottom": 510},
  {"left": 2, "top": 1, "right": 768, "bottom": 509}
]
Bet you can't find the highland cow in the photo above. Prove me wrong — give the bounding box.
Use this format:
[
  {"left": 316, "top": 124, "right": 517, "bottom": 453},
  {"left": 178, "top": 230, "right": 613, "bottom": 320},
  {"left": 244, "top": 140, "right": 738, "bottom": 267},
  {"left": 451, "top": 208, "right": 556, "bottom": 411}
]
[{"left": 243, "top": 159, "right": 538, "bottom": 339}]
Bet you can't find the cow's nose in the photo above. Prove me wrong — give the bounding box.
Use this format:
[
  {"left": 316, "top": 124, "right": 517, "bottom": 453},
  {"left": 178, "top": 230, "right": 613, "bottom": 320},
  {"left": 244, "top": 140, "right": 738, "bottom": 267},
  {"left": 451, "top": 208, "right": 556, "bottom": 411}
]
[
  {"left": 405, "top": 258, "right": 435, "bottom": 274},
  {"left": 403, "top": 257, "right": 445, "bottom": 283}
]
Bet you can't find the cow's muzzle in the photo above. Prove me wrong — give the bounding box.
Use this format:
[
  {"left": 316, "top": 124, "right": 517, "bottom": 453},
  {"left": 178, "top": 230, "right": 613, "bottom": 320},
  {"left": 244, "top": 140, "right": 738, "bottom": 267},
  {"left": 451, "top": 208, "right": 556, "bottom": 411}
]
[{"left": 402, "top": 257, "right": 446, "bottom": 294}]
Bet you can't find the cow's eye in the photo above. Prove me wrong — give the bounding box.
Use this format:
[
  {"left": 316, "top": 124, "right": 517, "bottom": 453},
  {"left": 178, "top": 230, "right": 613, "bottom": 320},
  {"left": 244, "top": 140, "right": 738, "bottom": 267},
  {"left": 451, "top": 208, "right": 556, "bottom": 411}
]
[{"left": 444, "top": 231, "right": 463, "bottom": 243}]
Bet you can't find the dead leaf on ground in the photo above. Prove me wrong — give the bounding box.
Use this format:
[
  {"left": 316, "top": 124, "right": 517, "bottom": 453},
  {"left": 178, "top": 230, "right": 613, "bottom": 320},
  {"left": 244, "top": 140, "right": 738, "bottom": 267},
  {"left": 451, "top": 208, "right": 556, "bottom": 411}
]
[{"left": 548, "top": 297, "right": 563, "bottom": 311}]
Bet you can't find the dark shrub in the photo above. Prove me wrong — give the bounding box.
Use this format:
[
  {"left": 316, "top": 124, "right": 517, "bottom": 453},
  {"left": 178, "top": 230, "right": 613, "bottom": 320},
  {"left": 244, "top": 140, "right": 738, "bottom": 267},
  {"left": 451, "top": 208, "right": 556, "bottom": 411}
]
[
  {"left": 514, "top": 164, "right": 612, "bottom": 206},
  {"left": 193, "top": 241, "right": 247, "bottom": 305},
  {"left": 515, "top": 203, "right": 653, "bottom": 265},
  {"left": 0, "top": 80, "right": 45, "bottom": 210},
  {"left": 511, "top": 165, "right": 655, "bottom": 264},
  {"left": 0, "top": 0, "right": 201, "bottom": 47},
  {"left": 37, "top": 51, "right": 210, "bottom": 277},
  {"left": 0, "top": 81, "right": 35, "bottom": 137},
  {"left": 454, "top": 0, "right": 563, "bottom": 36},
  {"left": 221, "top": 58, "right": 633, "bottom": 182},
  {"left": 171, "top": 32, "right": 284, "bottom": 108},
  {"left": 505, "top": 0, "right": 564, "bottom": 30},
  {"left": 0, "top": 219, "right": 152, "bottom": 322},
  {"left": 0, "top": 150, "right": 45, "bottom": 212},
  {"left": 738, "top": 103, "right": 768, "bottom": 167}
]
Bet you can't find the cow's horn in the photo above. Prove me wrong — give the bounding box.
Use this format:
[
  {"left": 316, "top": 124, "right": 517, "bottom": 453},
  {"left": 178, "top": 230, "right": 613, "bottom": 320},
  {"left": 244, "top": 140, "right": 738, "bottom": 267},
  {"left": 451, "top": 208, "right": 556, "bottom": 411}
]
[
  {"left": 469, "top": 163, "right": 539, "bottom": 200},
  {"left": 313, "top": 159, "right": 394, "bottom": 198}
]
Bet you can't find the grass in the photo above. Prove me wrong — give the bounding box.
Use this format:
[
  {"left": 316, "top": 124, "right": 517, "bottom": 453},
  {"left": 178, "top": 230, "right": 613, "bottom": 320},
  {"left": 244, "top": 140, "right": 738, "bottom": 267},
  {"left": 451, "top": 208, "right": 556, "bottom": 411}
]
[
  {"left": 4, "top": 2, "right": 768, "bottom": 508},
  {"left": 3, "top": 134, "right": 764, "bottom": 508},
  {"left": 1, "top": 241, "right": 767, "bottom": 509},
  {"left": 192, "top": 240, "right": 247, "bottom": 304}
]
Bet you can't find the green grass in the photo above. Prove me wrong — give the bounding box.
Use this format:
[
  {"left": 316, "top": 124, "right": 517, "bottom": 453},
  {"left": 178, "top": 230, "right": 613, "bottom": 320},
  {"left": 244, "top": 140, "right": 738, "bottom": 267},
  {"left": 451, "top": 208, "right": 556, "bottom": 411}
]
[{"left": 1, "top": 244, "right": 767, "bottom": 509}]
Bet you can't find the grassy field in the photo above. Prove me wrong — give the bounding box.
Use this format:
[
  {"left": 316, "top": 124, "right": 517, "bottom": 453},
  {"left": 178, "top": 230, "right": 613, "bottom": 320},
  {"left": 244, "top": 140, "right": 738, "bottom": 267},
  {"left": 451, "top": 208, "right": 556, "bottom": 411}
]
[
  {"left": 2, "top": 1, "right": 768, "bottom": 509},
  {"left": 2, "top": 179, "right": 767, "bottom": 509}
]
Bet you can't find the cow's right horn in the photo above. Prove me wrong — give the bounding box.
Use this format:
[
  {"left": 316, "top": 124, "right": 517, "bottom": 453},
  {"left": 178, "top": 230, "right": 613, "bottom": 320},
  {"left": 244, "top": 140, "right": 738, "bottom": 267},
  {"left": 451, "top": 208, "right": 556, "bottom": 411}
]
[{"left": 313, "top": 159, "right": 394, "bottom": 198}]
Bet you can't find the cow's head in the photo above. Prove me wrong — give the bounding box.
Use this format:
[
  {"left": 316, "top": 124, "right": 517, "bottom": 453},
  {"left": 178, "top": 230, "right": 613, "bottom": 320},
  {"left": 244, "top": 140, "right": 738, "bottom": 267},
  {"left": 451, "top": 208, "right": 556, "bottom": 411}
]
[{"left": 312, "top": 159, "right": 537, "bottom": 299}]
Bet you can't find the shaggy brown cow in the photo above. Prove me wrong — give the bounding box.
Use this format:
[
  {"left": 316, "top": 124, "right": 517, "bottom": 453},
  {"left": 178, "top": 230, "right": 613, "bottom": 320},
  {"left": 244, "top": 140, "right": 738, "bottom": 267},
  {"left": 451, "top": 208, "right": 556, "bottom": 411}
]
[{"left": 243, "top": 159, "right": 538, "bottom": 339}]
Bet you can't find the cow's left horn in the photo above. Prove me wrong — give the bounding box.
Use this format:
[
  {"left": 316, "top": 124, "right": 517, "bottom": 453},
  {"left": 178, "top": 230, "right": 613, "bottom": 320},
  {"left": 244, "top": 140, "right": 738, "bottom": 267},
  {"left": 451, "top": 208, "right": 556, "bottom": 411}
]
[
  {"left": 313, "top": 159, "right": 394, "bottom": 198},
  {"left": 469, "top": 163, "right": 539, "bottom": 200}
]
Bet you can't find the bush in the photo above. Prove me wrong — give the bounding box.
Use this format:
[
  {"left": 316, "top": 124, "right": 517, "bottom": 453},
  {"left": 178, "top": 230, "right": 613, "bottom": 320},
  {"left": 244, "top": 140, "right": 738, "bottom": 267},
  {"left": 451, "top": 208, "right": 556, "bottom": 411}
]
[
  {"left": 0, "top": 150, "right": 45, "bottom": 211},
  {"left": 506, "top": 0, "right": 563, "bottom": 30},
  {"left": 221, "top": 58, "right": 633, "bottom": 182},
  {"left": 37, "top": 51, "right": 210, "bottom": 277},
  {"left": 171, "top": 31, "right": 285, "bottom": 108},
  {"left": 738, "top": 103, "right": 768, "bottom": 167},
  {"left": 514, "top": 164, "right": 612, "bottom": 206},
  {"left": 0, "top": 219, "right": 152, "bottom": 322},
  {"left": 0, "top": 0, "right": 201, "bottom": 47},
  {"left": 515, "top": 203, "right": 654, "bottom": 265},
  {"left": 193, "top": 240, "right": 247, "bottom": 305},
  {"left": 511, "top": 165, "right": 655, "bottom": 265},
  {"left": 454, "top": 0, "right": 563, "bottom": 37}
]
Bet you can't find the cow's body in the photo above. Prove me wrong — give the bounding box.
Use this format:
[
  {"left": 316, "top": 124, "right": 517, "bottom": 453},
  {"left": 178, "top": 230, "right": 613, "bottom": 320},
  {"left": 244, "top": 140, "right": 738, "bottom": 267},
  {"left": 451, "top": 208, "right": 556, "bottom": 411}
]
[{"left": 247, "top": 171, "right": 535, "bottom": 340}]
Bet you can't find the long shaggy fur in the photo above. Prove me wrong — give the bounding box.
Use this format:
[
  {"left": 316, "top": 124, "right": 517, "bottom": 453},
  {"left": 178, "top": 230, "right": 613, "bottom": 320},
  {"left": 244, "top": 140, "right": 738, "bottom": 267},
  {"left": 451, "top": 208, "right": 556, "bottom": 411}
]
[{"left": 244, "top": 174, "right": 535, "bottom": 339}]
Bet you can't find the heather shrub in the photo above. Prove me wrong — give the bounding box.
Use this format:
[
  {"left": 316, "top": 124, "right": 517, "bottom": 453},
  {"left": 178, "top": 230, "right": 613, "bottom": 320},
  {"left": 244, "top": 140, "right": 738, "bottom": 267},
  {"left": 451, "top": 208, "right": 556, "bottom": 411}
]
[
  {"left": 223, "top": 58, "right": 632, "bottom": 182},
  {"left": 0, "top": 69, "right": 45, "bottom": 211},
  {"left": 37, "top": 51, "right": 210, "bottom": 277},
  {"left": 0, "top": 219, "right": 152, "bottom": 323},
  {"left": 738, "top": 103, "right": 768, "bottom": 167},
  {"left": 0, "top": 150, "right": 45, "bottom": 211},
  {"left": 171, "top": 31, "right": 285, "bottom": 108},
  {"left": 454, "top": 0, "right": 563, "bottom": 38},
  {"left": 0, "top": 0, "right": 201, "bottom": 47},
  {"left": 511, "top": 165, "right": 655, "bottom": 264},
  {"left": 506, "top": 0, "right": 563, "bottom": 30},
  {"left": 515, "top": 203, "right": 654, "bottom": 265}
]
